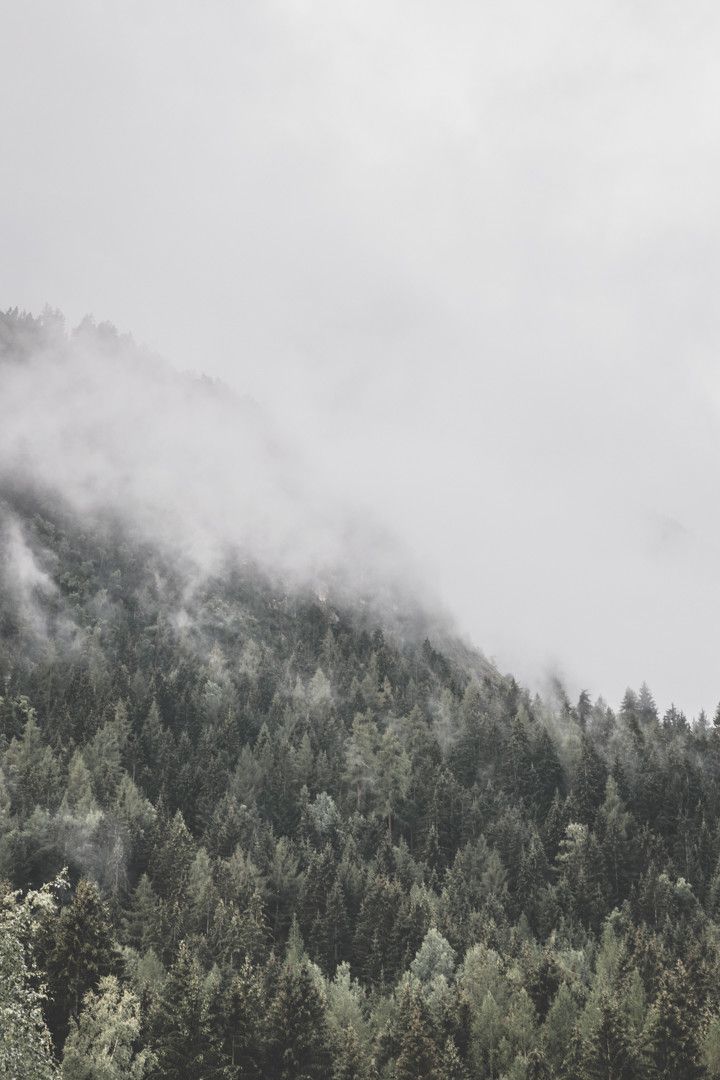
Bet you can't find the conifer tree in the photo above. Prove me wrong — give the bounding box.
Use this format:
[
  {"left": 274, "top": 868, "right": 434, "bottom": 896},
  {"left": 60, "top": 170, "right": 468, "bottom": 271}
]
[
  {"left": 148, "top": 809, "right": 196, "bottom": 901},
  {"left": 437, "top": 1037, "right": 468, "bottom": 1080},
  {"left": 123, "top": 874, "right": 161, "bottom": 954},
  {"left": 332, "top": 1024, "right": 376, "bottom": 1080},
  {"left": 61, "top": 752, "right": 99, "bottom": 817},
  {"left": 0, "top": 879, "right": 59, "bottom": 1079},
  {"left": 3, "top": 714, "right": 62, "bottom": 814},
  {"left": 579, "top": 993, "right": 640, "bottom": 1080},
  {"left": 41, "top": 879, "right": 120, "bottom": 1045},
  {"left": 266, "top": 960, "right": 332, "bottom": 1080},
  {"left": 541, "top": 982, "right": 578, "bottom": 1075},
  {"left": 573, "top": 734, "right": 608, "bottom": 826},
  {"left": 645, "top": 960, "right": 703, "bottom": 1079},
  {"left": 596, "top": 778, "right": 633, "bottom": 907},
  {"left": 149, "top": 940, "right": 222, "bottom": 1079},
  {"left": 222, "top": 957, "right": 267, "bottom": 1079},
  {"left": 61, "top": 976, "right": 152, "bottom": 1079}
]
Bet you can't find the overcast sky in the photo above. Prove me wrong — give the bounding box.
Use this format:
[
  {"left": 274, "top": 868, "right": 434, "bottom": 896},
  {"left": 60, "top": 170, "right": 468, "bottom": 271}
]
[{"left": 3, "top": 1, "right": 720, "bottom": 716}]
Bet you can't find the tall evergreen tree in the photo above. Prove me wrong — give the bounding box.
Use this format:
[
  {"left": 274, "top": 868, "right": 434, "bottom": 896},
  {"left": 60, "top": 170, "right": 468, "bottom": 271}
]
[
  {"left": 266, "top": 960, "right": 332, "bottom": 1080},
  {"left": 40, "top": 879, "right": 120, "bottom": 1046}
]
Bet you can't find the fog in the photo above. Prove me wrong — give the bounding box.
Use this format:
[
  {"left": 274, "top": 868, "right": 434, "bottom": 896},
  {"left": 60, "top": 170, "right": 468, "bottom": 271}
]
[
  {"left": 0, "top": 319, "right": 416, "bottom": 603},
  {"left": 3, "top": 2, "right": 720, "bottom": 715}
]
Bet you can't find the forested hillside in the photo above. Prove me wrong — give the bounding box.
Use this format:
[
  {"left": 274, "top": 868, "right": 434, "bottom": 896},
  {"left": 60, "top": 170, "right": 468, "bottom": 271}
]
[{"left": 3, "top": 310, "right": 720, "bottom": 1079}]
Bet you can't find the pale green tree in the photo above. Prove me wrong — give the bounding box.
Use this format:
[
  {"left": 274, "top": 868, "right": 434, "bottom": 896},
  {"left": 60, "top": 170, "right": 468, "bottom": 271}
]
[
  {"left": 375, "top": 729, "right": 411, "bottom": 838},
  {"left": 0, "top": 879, "right": 60, "bottom": 1079},
  {"left": 703, "top": 1014, "right": 720, "bottom": 1077},
  {"left": 410, "top": 928, "right": 456, "bottom": 984},
  {"left": 345, "top": 714, "right": 378, "bottom": 812},
  {"left": 62, "top": 975, "right": 152, "bottom": 1080}
]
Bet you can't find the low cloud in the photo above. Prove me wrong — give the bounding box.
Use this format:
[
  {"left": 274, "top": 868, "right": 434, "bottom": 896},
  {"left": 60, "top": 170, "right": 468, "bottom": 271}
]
[
  {"left": 3, "top": 2, "right": 720, "bottom": 714},
  {"left": 0, "top": 314, "right": 432, "bottom": 627}
]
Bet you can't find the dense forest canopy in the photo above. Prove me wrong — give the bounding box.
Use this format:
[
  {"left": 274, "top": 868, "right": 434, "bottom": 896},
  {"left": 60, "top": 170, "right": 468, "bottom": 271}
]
[{"left": 2, "top": 309, "right": 720, "bottom": 1078}]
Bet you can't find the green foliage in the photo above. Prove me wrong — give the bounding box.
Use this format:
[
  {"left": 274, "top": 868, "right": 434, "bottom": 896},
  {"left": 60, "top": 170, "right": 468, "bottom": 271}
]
[
  {"left": 61, "top": 976, "right": 152, "bottom": 1079},
  {"left": 40, "top": 879, "right": 121, "bottom": 1045},
  {"left": 0, "top": 878, "right": 60, "bottom": 1079},
  {"left": 542, "top": 982, "right": 578, "bottom": 1073},
  {"left": 645, "top": 960, "right": 703, "bottom": 1079},
  {"left": 410, "top": 927, "right": 456, "bottom": 984},
  {"left": 578, "top": 992, "right": 641, "bottom": 1080},
  {"left": 0, "top": 391, "right": 719, "bottom": 1080},
  {"left": 148, "top": 940, "right": 222, "bottom": 1079},
  {"left": 266, "top": 959, "right": 331, "bottom": 1079}
]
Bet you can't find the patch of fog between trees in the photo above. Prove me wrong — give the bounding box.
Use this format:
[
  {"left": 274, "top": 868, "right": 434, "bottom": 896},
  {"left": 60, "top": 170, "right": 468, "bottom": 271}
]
[{"left": 0, "top": 312, "right": 451, "bottom": 645}]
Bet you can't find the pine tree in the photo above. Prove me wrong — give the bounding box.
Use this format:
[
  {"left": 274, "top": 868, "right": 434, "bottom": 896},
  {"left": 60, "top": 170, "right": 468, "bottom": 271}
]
[
  {"left": 123, "top": 874, "right": 161, "bottom": 954},
  {"left": 542, "top": 791, "right": 569, "bottom": 861},
  {"left": 596, "top": 778, "right": 633, "bottom": 908},
  {"left": 410, "top": 927, "right": 456, "bottom": 983},
  {"left": 517, "top": 832, "right": 550, "bottom": 927},
  {"left": 344, "top": 713, "right": 379, "bottom": 814},
  {"left": 137, "top": 701, "right": 169, "bottom": 801},
  {"left": 266, "top": 960, "right": 332, "bottom": 1080},
  {"left": 532, "top": 729, "right": 564, "bottom": 815},
  {"left": 61, "top": 752, "right": 99, "bottom": 817},
  {"left": 379, "top": 981, "right": 444, "bottom": 1080},
  {"left": 149, "top": 939, "right": 222, "bottom": 1079},
  {"left": 354, "top": 873, "right": 404, "bottom": 984},
  {"left": 83, "top": 719, "right": 124, "bottom": 808},
  {"left": 61, "top": 976, "right": 152, "bottom": 1079},
  {"left": 638, "top": 684, "right": 658, "bottom": 726},
  {"left": 0, "top": 879, "right": 59, "bottom": 1079},
  {"left": 41, "top": 879, "right": 120, "bottom": 1046},
  {"left": 394, "top": 1004, "right": 442, "bottom": 1080},
  {"left": 185, "top": 846, "right": 217, "bottom": 936},
  {"left": 555, "top": 822, "right": 606, "bottom": 928},
  {"left": 579, "top": 993, "right": 640, "bottom": 1080},
  {"left": 702, "top": 1013, "right": 720, "bottom": 1078},
  {"left": 541, "top": 982, "right": 577, "bottom": 1073},
  {"left": 222, "top": 957, "right": 267, "bottom": 1079},
  {"left": 148, "top": 809, "right": 196, "bottom": 901},
  {"left": 332, "top": 1024, "right": 376, "bottom": 1080},
  {"left": 470, "top": 990, "right": 504, "bottom": 1078},
  {"left": 645, "top": 960, "right": 703, "bottom": 1079},
  {"left": 503, "top": 713, "right": 533, "bottom": 802},
  {"left": 505, "top": 986, "right": 538, "bottom": 1060},
  {"left": 573, "top": 734, "right": 608, "bottom": 826},
  {"left": 3, "top": 714, "right": 62, "bottom": 814},
  {"left": 438, "top": 1037, "right": 468, "bottom": 1080}
]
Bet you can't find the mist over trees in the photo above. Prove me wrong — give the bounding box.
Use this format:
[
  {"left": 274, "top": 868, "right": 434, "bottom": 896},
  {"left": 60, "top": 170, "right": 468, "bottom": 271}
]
[{"left": 2, "top": 309, "right": 720, "bottom": 1077}]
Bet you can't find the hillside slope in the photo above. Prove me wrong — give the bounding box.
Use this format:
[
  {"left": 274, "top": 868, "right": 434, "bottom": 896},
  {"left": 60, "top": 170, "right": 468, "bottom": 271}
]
[{"left": 1, "top": 309, "right": 720, "bottom": 1079}]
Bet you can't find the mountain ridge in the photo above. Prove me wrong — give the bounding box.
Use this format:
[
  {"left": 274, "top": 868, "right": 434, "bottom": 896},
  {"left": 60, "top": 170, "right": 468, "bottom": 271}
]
[{"left": 1, "top": 307, "right": 719, "bottom": 1079}]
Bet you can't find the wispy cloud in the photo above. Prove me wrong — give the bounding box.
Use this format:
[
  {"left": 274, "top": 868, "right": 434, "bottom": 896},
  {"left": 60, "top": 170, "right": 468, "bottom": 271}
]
[{"left": 2, "top": 2, "right": 720, "bottom": 713}]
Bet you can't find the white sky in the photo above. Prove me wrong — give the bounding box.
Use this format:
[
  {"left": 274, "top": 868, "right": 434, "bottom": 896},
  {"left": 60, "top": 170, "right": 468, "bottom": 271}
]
[{"left": 3, "top": 1, "right": 720, "bottom": 716}]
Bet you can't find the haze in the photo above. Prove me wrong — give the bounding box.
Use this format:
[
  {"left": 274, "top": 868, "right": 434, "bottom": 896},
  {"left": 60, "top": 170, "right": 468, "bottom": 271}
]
[{"left": 3, "top": 1, "right": 720, "bottom": 717}]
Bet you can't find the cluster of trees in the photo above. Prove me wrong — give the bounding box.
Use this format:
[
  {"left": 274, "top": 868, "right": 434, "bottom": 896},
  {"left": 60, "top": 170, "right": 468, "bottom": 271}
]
[
  {"left": 2, "top": 488, "right": 720, "bottom": 1078},
  {"left": 3, "top": 313, "right": 720, "bottom": 1077}
]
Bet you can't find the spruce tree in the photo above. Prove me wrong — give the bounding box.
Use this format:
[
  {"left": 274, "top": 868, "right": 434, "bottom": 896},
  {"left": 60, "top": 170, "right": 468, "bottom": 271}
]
[
  {"left": 61, "top": 976, "right": 152, "bottom": 1080},
  {"left": 40, "top": 879, "right": 120, "bottom": 1046},
  {"left": 579, "top": 993, "right": 640, "bottom": 1080},
  {"left": 149, "top": 940, "right": 222, "bottom": 1080},
  {"left": 645, "top": 960, "right": 703, "bottom": 1079},
  {"left": 266, "top": 960, "right": 332, "bottom": 1080},
  {"left": 222, "top": 957, "right": 267, "bottom": 1079},
  {"left": 0, "top": 880, "right": 59, "bottom": 1079}
]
